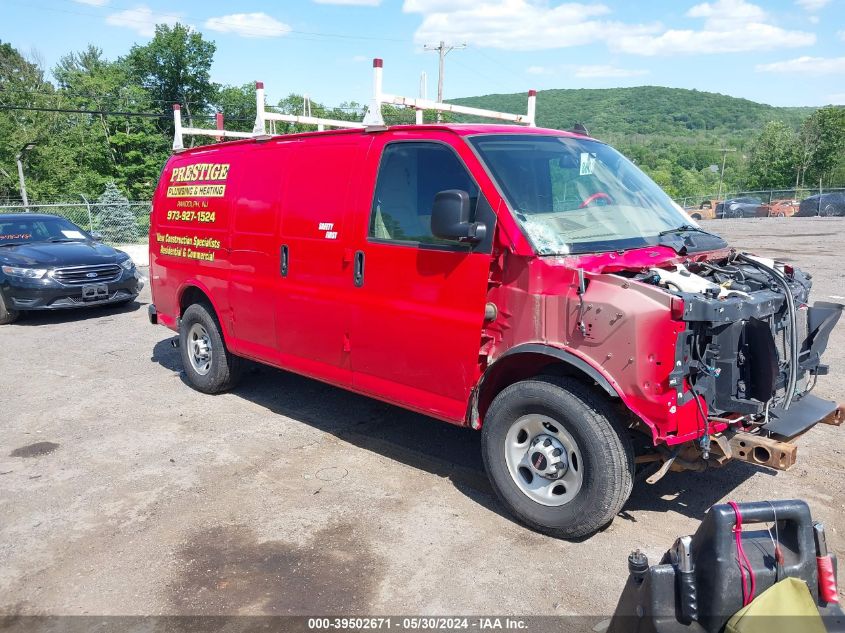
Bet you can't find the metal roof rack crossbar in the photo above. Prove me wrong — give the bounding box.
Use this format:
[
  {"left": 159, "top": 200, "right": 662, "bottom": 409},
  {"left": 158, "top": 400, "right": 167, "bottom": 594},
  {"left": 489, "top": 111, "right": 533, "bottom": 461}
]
[
  {"left": 171, "top": 57, "right": 538, "bottom": 151},
  {"left": 362, "top": 58, "right": 536, "bottom": 128}
]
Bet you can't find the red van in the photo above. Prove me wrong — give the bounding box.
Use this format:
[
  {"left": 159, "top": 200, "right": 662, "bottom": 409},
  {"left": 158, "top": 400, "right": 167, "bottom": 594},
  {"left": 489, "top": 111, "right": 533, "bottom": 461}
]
[{"left": 149, "top": 115, "right": 841, "bottom": 538}]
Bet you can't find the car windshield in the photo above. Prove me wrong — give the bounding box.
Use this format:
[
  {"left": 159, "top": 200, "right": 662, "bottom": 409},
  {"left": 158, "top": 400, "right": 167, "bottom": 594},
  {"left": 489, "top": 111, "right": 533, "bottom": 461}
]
[
  {"left": 0, "top": 216, "right": 90, "bottom": 245},
  {"left": 469, "top": 134, "right": 697, "bottom": 255}
]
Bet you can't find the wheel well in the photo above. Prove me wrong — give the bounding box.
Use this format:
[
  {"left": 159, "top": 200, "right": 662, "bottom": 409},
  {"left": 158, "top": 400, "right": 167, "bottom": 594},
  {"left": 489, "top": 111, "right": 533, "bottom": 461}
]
[
  {"left": 691, "top": 213, "right": 702, "bottom": 220},
  {"left": 477, "top": 352, "right": 616, "bottom": 423},
  {"left": 179, "top": 286, "right": 212, "bottom": 316}
]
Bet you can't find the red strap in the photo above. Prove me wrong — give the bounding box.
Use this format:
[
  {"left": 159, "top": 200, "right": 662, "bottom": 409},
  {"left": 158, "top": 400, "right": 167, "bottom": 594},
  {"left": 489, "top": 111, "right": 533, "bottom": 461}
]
[
  {"left": 728, "top": 501, "right": 757, "bottom": 606},
  {"left": 818, "top": 556, "right": 839, "bottom": 604}
]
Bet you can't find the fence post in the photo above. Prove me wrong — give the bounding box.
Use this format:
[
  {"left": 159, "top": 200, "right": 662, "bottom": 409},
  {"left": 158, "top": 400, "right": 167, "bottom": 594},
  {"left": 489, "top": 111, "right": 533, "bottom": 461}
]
[{"left": 78, "top": 194, "right": 93, "bottom": 232}]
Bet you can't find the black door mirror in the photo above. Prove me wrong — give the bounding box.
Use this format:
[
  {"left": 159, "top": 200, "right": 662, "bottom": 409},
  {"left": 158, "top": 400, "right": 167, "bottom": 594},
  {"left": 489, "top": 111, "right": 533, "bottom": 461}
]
[
  {"left": 430, "top": 190, "right": 486, "bottom": 243},
  {"left": 90, "top": 231, "right": 104, "bottom": 242}
]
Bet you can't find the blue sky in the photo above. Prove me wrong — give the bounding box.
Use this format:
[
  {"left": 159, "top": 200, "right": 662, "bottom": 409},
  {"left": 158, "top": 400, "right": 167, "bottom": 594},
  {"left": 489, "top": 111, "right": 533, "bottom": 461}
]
[{"left": 2, "top": 0, "right": 844, "bottom": 108}]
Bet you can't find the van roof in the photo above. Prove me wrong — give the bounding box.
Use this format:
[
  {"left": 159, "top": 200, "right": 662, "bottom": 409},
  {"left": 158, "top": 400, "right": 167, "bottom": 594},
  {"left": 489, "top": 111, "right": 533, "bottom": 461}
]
[{"left": 171, "top": 123, "right": 591, "bottom": 156}]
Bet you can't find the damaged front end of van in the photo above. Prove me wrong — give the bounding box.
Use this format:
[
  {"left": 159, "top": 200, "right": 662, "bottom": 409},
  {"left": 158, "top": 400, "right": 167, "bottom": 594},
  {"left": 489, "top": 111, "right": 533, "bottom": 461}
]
[
  {"left": 634, "top": 252, "right": 843, "bottom": 477},
  {"left": 471, "top": 133, "right": 843, "bottom": 492}
]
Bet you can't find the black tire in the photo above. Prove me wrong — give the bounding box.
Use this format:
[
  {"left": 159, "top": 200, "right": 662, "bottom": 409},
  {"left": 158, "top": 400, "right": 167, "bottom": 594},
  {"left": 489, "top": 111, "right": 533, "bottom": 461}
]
[
  {"left": 0, "top": 294, "right": 20, "bottom": 325},
  {"left": 481, "top": 377, "right": 634, "bottom": 539},
  {"left": 179, "top": 302, "right": 243, "bottom": 394}
]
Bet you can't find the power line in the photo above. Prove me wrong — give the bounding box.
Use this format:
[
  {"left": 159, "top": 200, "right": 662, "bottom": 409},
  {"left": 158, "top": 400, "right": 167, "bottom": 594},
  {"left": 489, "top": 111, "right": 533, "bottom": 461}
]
[
  {"left": 0, "top": 104, "right": 252, "bottom": 122},
  {"left": 0, "top": 85, "right": 200, "bottom": 106}
]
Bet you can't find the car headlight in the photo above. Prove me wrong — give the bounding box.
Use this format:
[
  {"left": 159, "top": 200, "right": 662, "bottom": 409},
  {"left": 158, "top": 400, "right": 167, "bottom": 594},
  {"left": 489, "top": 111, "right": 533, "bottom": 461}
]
[
  {"left": 119, "top": 258, "right": 135, "bottom": 271},
  {"left": 1, "top": 265, "right": 48, "bottom": 279}
]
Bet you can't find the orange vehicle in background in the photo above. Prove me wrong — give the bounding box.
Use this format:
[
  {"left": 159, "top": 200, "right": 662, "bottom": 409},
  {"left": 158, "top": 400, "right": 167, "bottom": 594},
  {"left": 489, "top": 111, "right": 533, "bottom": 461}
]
[
  {"left": 762, "top": 199, "right": 800, "bottom": 217},
  {"left": 684, "top": 199, "right": 720, "bottom": 220}
]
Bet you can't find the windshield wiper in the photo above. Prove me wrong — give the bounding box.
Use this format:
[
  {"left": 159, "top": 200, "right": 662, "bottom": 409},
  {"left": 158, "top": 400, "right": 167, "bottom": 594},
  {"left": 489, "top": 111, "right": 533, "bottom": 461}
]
[
  {"left": 658, "top": 224, "right": 721, "bottom": 238},
  {"left": 0, "top": 242, "right": 25, "bottom": 247},
  {"left": 48, "top": 237, "right": 83, "bottom": 243}
]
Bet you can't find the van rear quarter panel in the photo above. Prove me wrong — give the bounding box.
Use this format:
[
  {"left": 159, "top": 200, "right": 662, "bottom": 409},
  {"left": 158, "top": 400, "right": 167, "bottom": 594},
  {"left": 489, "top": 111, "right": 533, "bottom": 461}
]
[{"left": 150, "top": 146, "right": 236, "bottom": 333}]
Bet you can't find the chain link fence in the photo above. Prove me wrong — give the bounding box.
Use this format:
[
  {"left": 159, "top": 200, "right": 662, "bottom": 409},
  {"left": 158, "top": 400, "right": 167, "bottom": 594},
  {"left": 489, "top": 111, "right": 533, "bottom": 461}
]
[
  {"left": 676, "top": 187, "right": 845, "bottom": 214},
  {"left": 0, "top": 201, "right": 151, "bottom": 245}
]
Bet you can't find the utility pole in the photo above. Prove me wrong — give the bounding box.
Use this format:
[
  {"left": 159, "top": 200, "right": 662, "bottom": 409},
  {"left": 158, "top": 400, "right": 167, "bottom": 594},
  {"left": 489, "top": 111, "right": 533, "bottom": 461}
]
[
  {"left": 16, "top": 142, "right": 36, "bottom": 212},
  {"left": 424, "top": 40, "right": 466, "bottom": 121},
  {"left": 717, "top": 148, "right": 737, "bottom": 203}
]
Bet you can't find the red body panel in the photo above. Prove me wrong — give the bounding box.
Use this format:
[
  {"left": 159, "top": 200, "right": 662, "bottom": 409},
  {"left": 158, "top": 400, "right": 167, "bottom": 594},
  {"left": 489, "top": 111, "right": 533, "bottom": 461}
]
[{"left": 149, "top": 124, "right": 715, "bottom": 445}]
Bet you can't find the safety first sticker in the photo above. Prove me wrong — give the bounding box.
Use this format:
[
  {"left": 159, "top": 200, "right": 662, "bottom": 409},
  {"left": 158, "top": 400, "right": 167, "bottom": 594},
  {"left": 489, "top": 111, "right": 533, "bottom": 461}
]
[{"left": 318, "top": 222, "right": 338, "bottom": 240}]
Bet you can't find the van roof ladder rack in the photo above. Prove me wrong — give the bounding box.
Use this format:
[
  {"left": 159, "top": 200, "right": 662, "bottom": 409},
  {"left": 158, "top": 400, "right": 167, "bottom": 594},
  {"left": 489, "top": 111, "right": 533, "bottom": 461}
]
[
  {"left": 363, "top": 58, "right": 536, "bottom": 128},
  {"left": 253, "top": 82, "right": 366, "bottom": 136},
  {"left": 172, "top": 104, "right": 254, "bottom": 151},
  {"left": 171, "top": 57, "right": 537, "bottom": 151}
]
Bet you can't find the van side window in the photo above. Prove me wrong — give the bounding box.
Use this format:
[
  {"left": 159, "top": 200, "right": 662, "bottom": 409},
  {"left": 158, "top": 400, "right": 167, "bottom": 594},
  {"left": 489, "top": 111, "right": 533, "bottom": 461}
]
[{"left": 369, "top": 142, "right": 479, "bottom": 245}]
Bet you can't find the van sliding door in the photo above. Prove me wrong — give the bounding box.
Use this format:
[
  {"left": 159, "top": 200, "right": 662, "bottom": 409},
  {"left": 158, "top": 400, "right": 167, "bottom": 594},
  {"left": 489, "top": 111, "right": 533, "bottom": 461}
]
[{"left": 273, "top": 136, "right": 372, "bottom": 386}]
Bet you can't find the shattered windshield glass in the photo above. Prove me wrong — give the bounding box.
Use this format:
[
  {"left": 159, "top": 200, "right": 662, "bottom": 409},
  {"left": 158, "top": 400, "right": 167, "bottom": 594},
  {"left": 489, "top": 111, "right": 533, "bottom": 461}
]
[{"left": 470, "top": 134, "right": 697, "bottom": 255}]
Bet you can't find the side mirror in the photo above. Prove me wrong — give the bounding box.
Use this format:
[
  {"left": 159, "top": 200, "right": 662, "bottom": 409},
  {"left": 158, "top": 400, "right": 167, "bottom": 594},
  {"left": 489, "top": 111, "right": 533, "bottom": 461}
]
[
  {"left": 431, "top": 189, "right": 486, "bottom": 243},
  {"left": 91, "top": 231, "right": 104, "bottom": 242}
]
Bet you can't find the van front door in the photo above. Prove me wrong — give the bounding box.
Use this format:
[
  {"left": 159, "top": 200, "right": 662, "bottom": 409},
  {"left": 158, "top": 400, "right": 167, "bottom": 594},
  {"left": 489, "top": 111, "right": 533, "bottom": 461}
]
[{"left": 350, "top": 138, "right": 496, "bottom": 422}]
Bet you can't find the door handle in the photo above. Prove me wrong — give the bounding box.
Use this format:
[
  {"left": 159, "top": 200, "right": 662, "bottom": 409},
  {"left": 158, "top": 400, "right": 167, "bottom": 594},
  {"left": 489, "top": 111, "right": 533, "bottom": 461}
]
[
  {"left": 353, "top": 250, "right": 365, "bottom": 287},
  {"left": 280, "top": 244, "right": 289, "bottom": 277}
]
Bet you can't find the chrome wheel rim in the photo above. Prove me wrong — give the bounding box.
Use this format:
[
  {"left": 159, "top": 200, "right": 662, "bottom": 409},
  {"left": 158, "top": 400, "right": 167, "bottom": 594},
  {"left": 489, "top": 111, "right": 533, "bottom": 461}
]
[
  {"left": 187, "top": 323, "right": 212, "bottom": 376},
  {"left": 504, "top": 414, "right": 583, "bottom": 507}
]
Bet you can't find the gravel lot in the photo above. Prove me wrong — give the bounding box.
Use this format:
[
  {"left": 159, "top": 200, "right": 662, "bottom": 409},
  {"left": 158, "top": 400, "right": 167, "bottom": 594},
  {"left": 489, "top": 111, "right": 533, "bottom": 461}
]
[{"left": 1, "top": 217, "right": 843, "bottom": 621}]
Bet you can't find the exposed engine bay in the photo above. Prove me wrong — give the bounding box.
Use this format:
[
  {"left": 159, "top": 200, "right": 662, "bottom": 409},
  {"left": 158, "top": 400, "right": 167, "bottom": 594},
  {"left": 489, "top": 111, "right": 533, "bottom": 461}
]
[{"left": 628, "top": 251, "right": 843, "bottom": 456}]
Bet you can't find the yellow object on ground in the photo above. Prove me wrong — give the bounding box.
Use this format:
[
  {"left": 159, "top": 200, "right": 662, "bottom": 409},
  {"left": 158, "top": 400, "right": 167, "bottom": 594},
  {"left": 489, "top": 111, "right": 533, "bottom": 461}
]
[{"left": 725, "top": 577, "right": 825, "bottom": 633}]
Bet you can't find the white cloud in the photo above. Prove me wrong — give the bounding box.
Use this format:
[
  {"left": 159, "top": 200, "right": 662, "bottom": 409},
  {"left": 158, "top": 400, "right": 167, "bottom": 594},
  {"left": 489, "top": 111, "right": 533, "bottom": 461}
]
[
  {"left": 827, "top": 93, "right": 845, "bottom": 104},
  {"left": 573, "top": 65, "right": 648, "bottom": 78},
  {"left": 839, "top": 29, "right": 845, "bottom": 41},
  {"left": 314, "top": 0, "right": 381, "bottom": 4},
  {"left": 809, "top": 15, "right": 820, "bottom": 23},
  {"left": 403, "top": 1, "right": 656, "bottom": 51},
  {"left": 105, "top": 5, "right": 182, "bottom": 36},
  {"left": 612, "top": 0, "right": 816, "bottom": 55},
  {"left": 403, "top": 0, "right": 814, "bottom": 56},
  {"left": 204, "top": 13, "right": 292, "bottom": 38},
  {"left": 527, "top": 65, "right": 552, "bottom": 75},
  {"left": 756, "top": 56, "right": 845, "bottom": 74},
  {"left": 796, "top": 0, "right": 831, "bottom": 11},
  {"left": 351, "top": 55, "right": 369, "bottom": 62},
  {"left": 73, "top": 0, "right": 109, "bottom": 6}
]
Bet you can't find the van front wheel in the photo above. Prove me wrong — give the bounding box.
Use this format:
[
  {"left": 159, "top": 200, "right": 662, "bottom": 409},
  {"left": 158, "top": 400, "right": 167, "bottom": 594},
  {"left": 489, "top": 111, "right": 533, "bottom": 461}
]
[
  {"left": 179, "top": 302, "right": 243, "bottom": 394},
  {"left": 481, "top": 377, "right": 634, "bottom": 539}
]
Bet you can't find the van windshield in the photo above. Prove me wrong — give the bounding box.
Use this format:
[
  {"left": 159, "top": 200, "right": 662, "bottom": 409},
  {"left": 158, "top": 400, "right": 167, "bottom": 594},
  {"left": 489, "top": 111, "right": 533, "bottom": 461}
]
[{"left": 469, "top": 134, "right": 698, "bottom": 255}]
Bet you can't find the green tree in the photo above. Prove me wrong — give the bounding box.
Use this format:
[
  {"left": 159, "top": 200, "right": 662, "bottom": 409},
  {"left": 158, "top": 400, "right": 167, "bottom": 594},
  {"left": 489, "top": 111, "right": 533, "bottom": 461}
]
[
  {"left": 746, "top": 121, "right": 797, "bottom": 190},
  {"left": 0, "top": 41, "right": 52, "bottom": 201},
  {"left": 214, "top": 83, "right": 258, "bottom": 133},
  {"left": 48, "top": 45, "right": 169, "bottom": 199},
  {"left": 96, "top": 181, "right": 138, "bottom": 243},
  {"left": 803, "top": 107, "right": 845, "bottom": 187},
  {"left": 125, "top": 24, "right": 217, "bottom": 129}
]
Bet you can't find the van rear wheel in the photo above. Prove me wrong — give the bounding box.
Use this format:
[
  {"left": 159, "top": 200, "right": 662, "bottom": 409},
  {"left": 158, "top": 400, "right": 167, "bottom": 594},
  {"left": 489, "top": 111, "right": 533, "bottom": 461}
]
[
  {"left": 179, "top": 302, "right": 243, "bottom": 394},
  {"left": 481, "top": 377, "right": 634, "bottom": 539}
]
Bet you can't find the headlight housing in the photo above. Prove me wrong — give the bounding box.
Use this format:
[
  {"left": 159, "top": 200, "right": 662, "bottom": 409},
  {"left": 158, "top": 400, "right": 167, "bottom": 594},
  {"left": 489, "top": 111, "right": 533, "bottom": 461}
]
[
  {"left": 119, "top": 258, "right": 135, "bottom": 271},
  {"left": 1, "top": 265, "right": 48, "bottom": 279}
]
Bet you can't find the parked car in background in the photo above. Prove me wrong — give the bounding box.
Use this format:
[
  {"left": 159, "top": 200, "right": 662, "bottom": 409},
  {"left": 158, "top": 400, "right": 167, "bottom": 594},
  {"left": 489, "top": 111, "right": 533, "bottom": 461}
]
[
  {"left": 715, "top": 196, "right": 765, "bottom": 218},
  {"left": 0, "top": 214, "right": 143, "bottom": 324},
  {"left": 796, "top": 192, "right": 845, "bottom": 217},
  {"left": 761, "top": 199, "right": 800, "bottom": 218},
  {"left": 683, "top": 199, "right": 719, "bottom": 220}
]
